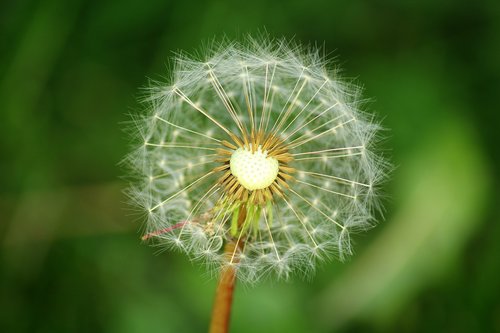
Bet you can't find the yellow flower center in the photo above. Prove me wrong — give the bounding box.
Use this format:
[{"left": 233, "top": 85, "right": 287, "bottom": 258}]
[{"left": 230, "top": 146, "right": 279, "bottom": 191}]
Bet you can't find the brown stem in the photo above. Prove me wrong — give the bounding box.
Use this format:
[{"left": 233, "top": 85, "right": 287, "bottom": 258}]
[
  {"left": 209, "top": 242, "right": 238, "bottom": 333},
  {"left": 209, "top": 206, "right": 247, "bottom": 333}
]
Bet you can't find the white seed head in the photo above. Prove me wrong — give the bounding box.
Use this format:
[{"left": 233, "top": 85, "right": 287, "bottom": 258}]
[
  {"left": 230, "top": 146, "right": 279, "bottom": 191},
  {"left": 126, "top": 36, "right": 388, "bottom": 283}
]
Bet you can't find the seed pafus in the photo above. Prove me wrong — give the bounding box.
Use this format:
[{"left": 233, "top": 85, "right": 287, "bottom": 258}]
[{"left": 127, "top": 38, "right": 387, "bottom": 283}]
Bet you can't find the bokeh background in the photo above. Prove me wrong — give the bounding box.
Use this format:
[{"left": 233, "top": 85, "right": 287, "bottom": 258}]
[{"left": 1, "top": 0, "right": 499, "bottom": 332}]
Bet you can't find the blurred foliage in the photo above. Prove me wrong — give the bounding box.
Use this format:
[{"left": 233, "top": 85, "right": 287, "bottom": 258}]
[{"left": 1, "top": 0, "right": 499, "bottom": 332}]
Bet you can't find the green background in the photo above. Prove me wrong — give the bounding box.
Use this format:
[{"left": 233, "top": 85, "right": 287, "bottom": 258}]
[{"left": 1, "top": 0, "right": 499, "bottom": 332}]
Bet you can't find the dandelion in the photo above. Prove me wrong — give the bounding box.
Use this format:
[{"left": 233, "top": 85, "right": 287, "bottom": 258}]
[{"left": 126, "top": 37, "right": 387, "bottom": 333}]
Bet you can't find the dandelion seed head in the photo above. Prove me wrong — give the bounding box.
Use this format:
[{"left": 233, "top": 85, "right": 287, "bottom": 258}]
[{"left": 126, "top": 36, "right": 388, "bottom": 283}]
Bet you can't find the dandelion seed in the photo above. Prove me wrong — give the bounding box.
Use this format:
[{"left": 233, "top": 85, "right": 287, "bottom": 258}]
[{"left": 126, "top": 37, "right": 387, "bottom": 283}]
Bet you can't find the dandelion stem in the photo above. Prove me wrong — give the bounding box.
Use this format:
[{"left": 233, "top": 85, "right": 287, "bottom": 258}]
[{"left": 209, "top": 242, "right": 238, "bottom": 333}]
